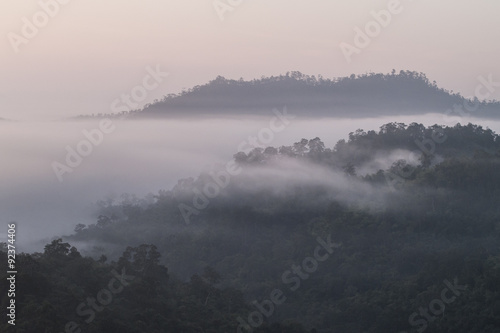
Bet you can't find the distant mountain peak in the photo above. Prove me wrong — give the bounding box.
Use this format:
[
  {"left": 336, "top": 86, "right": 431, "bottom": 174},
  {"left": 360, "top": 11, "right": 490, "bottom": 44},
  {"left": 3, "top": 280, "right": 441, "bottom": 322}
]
[{"left": 78, "top": 71, "right": 500, "bottom": 119}]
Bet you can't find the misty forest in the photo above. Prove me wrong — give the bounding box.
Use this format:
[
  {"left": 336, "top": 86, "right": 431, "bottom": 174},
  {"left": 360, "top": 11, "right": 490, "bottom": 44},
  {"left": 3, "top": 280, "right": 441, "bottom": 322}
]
[
  {"left": 3, "top": 113, "right": 500, "bottom": 332},
  {"left": 3, "top": 0, "right": 500, "bottom": 331}
]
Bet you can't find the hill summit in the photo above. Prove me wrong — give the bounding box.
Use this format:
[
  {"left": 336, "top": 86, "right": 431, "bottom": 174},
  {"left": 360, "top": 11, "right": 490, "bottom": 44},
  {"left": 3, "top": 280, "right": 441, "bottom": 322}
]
[{"left": 128, "top": 70, "right": 499, "bottom": 119}]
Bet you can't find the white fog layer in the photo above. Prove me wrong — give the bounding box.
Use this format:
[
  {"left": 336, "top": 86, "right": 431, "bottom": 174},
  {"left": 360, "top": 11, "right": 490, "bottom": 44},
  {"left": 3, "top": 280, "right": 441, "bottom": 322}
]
[{"left": 2, "top": 113, "right": 500, "bottom": 252}]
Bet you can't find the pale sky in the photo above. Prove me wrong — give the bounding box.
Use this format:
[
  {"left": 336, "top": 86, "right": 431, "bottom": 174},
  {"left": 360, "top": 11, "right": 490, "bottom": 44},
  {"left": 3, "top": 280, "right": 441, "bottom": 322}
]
[{"left": 1, "top": 0, "right": 499, "bottom": 120}]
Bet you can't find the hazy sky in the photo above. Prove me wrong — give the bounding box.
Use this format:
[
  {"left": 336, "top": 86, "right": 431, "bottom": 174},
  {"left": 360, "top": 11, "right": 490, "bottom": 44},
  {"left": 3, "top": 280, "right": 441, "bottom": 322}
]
[{"left": 1, "top": 0, "right": 499, "bottom": 120}]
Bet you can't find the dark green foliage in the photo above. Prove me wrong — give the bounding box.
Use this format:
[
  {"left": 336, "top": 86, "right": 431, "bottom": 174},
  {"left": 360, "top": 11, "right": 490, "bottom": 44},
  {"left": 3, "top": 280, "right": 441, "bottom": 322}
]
[{"left": 0, "top": 244, "right": 309, "bottom": 333}]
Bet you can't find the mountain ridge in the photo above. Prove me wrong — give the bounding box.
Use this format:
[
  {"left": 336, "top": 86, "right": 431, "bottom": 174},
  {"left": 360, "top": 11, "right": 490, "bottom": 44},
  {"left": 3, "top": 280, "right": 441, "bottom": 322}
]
[{"left": 78, "top": 70, "right": 499, "bottom": 120}]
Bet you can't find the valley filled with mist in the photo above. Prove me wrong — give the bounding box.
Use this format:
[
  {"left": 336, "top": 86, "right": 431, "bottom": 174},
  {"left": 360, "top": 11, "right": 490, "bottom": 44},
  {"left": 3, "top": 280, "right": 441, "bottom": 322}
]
[{"left": 4, "top": 108, "right": 500, "bottom": 252}]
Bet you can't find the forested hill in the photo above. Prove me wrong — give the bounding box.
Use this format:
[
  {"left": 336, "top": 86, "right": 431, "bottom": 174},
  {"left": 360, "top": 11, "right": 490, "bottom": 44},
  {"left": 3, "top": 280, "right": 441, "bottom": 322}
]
[
  {"left": 15, "top": 122, "right": 499, "bottom": 332},
  {"left": 125, "top": 71, "right": 500, "bottom": 119}
]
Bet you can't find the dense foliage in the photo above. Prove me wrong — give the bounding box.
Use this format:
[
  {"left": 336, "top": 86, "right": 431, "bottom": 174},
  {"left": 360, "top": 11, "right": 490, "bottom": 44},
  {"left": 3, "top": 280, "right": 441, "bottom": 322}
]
[{"left": 0, "top": 241, "right": 310, "bottom": 332}]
